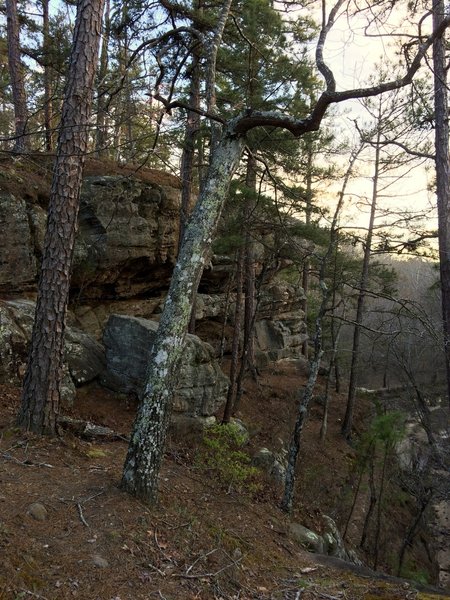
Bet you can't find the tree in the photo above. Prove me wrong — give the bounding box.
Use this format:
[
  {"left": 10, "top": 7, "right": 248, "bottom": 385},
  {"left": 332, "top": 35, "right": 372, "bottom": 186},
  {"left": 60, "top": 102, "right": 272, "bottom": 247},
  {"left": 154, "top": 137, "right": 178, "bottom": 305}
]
[
  {"left": 121, "top": 0, "right": 450, "bottom": 504},
  {"left": 5, "top": 0, "right": 28, "bottom": 151},
  {"left": 432, "top": 0, "right": 450, "bottom": 410},
  {"left": 17, "top": 0, "right": 105, "bottom": 434}
]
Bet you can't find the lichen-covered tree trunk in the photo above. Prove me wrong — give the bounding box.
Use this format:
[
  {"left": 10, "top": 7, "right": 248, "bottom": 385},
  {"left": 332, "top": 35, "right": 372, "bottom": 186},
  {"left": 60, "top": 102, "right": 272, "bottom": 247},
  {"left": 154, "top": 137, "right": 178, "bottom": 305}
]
[
  {"left": 17, "top": 0, "right": 105, "bottom": 435},
  {"left": 6, "top": 0, "right": 28, "bottom": 152},
  {"left": 122, "top": 131, "right": 245, "bottom": 503}
]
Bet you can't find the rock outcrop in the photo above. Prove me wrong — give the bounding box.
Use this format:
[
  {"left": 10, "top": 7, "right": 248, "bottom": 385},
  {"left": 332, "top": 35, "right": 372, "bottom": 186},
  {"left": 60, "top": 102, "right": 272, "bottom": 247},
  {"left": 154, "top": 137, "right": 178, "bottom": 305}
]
[
  {"left": 101, "top": 314, "right": 229, "bottom": 417},
  {"left": 72, "top": 175, "right": 180, "bottom": 300},
  {"left": 0, "top": 162, "right": 308, "bottom": 418},
  {"left": 0, "top": 172, "right": 181, "bottom": 300}
]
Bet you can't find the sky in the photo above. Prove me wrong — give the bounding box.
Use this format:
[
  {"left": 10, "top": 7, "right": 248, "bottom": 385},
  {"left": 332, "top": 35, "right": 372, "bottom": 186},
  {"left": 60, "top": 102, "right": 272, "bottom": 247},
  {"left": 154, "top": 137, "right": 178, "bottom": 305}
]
[{"left": 302, "top": 2, "right": 437, "bottom": 250}]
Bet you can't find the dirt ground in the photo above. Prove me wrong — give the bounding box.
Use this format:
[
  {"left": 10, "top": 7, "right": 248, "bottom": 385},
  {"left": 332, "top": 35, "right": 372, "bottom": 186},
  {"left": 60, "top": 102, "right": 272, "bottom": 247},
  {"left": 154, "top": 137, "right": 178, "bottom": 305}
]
[{"left": 0, "top": 362, "right": 448, "bottom": 600}]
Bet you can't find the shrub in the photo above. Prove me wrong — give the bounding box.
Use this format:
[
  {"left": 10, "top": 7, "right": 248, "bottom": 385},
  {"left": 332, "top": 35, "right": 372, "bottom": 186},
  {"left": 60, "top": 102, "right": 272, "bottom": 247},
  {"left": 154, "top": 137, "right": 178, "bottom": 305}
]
[{"left": 196, "top": 423, "right": 260, "bottom": 493}]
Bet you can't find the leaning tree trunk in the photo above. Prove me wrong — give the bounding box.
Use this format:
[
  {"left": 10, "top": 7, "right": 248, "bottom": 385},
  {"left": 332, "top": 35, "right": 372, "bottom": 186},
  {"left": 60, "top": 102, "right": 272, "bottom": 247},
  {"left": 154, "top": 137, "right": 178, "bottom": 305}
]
[
  {"left": 17, "top": 0, "right": 105, "bottom": 435},
  {"left": 433, "top": 0, "right": 450, "bottom": 410},
  {"left": 6, "top": 0, "right": 28, "bottom": 152},
  {"left": 121, "top": 132, "right": 245, "bottom": 503}
]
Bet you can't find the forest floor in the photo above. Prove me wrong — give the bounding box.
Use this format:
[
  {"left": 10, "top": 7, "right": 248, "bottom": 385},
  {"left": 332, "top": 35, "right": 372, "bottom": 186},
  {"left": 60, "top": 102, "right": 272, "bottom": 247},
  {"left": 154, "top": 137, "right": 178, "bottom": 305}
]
[{"left": 0, "top": 361, "right": 448, "bottom": 600}]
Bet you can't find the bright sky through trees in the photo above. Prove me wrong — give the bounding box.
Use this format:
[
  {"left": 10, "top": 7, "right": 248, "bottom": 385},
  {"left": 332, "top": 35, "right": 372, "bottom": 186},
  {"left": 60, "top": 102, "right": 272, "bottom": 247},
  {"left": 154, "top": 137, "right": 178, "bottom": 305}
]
[{"left": 301, "top": 4, "right": 437, "bottom": 248}]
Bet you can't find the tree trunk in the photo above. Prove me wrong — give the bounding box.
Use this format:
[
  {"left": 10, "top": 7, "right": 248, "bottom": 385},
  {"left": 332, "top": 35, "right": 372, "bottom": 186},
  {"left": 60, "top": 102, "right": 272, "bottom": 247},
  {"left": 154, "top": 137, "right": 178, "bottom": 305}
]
[
  {"left": 433, "top": 0, "right": 450, "bottom": 410},
  {"left": 6, "top": 0, "right": 28, "bottom": 152},
  {"left": 281, "top": 317, "right": 323, "bottom": 513},
  {"left": 95, "top": 0, "right": 111, "bottom": 157},
  {"left": 301, "top": 146, "right": 313, "bottom": 358},
  {"left": 179, "top": 48, "right": 201, "bottom": 247},
  {"left": 222, "top": 247, "right": 244, "bottom": 423},
  {"left": 42, "top": 0, "right": 53, "bottom": 152},
  {"left": 342, "top": 130, "right": 381, "bottom": 440},
  {"left": 373, "top": 443, "right": 388, "bottom": 570},
  {"left": 281, "top": 146, "right": 360, "bottom": 513},
  {"left": 184, "top": 0, "right": 232, "bottom": 333},
  {"left": 17, "top": 0, "right": 105, "bottom": 435},
  {"left": 397, "top": 491, "right": 431, "bottom": 577},
  {"left": 121, "top": 132, "right": 245, "bottom": 503},
  {"left": 360, "top": 452, "right": 377, "bottom": 550},
  {"left": 234, "top": 154, "right": 258, "bottom": 408}
]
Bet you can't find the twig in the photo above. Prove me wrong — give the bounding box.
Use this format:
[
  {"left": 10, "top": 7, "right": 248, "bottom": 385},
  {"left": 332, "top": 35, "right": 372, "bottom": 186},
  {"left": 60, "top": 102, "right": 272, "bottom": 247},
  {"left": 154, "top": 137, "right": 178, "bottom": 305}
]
[
  {"left": 185, "top": 548, "right": 218, "bottom": 575},
  {"left": 147, "top": 562, "right": 166, "bottom": 577},
  {"left": 81, "top": 490, "right": 105, "bottom": 503},
  {"left": 19, "top": 589, "right": 50, "bottom": 600},
  {"left": 172, "top": 556, "right": 242, "bottom": 579},
  {"left": 76, "top": 503, "right": 89, "bottom": 527}
]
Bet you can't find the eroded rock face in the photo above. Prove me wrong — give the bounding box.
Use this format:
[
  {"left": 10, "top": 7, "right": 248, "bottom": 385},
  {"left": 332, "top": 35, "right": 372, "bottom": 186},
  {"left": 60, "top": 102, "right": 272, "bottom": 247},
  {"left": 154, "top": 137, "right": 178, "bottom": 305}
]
[
  {"left": 101, "top": 314, "right": 229, "bottom": 417},
  {"left": 72, "top": 176, "right": 180, "bottom": 300},
  {"left": 0, "top": 174, "right": 181, "bottom": 300},
  {"left": 254, "top": 282, "right": 307, "bottom": 366},
  {"left": 0, "top": 299, "right": 105, "bottom": 405}
]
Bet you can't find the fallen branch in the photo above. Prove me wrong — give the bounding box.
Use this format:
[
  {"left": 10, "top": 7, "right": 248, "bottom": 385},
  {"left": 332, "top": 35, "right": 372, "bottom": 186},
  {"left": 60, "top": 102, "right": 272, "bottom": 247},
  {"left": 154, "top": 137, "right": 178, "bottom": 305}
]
[
  {"left": 58, "top": 416, "right": 129, "bottom": 441},
  {"left": 2, "top": 452, "right": 54, "bottom": 468}
]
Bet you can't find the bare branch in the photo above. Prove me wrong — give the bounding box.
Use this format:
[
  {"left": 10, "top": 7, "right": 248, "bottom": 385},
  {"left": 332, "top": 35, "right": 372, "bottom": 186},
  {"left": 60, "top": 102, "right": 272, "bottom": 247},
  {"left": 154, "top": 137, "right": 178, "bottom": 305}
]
[{"left": 232, "top": 12, "right": 450, "bottom": 137}]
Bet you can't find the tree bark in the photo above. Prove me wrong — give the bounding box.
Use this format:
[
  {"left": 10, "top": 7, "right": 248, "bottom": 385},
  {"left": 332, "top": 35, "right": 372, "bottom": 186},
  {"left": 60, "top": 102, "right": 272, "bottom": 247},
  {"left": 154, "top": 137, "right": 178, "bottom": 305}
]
[
  {"left": 121, "top": 131, "right": 245, "bottom": 503},
  {"left": 17, "top": 0, "right": 105, "bottom": 435},
  {"left": 234, "top": 154, "right": 258, "bottom": 411},
  {"left": 6, "top": 0, "right": 28, "bottom": 152},
  {"left": 433, "top": 0, "right": 450, "bottom": 410}
]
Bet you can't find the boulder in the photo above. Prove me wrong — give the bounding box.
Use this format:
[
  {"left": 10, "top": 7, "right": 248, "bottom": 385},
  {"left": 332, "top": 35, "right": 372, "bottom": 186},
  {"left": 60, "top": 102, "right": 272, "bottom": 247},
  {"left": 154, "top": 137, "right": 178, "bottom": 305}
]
[
  {"left": 65, "top": 327, "right": 107, "bottom": 387},
  {"left": 0, "top": 299, "right": 105, "bottom": 404},
  {"left": 289, "top": 516, "right": 362, "bottom": 565},
  {"left": 322, "top": 515, "right": 349, "bottom": 561},
  {"left": 252, "top": 446, "right": 287, "bottom": 484},
  {"left": 101, "top": 314, "right": 229, "bottom": 417},
  {"left": 289, "top": 523, "right": 324, "bottom": 554}
]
